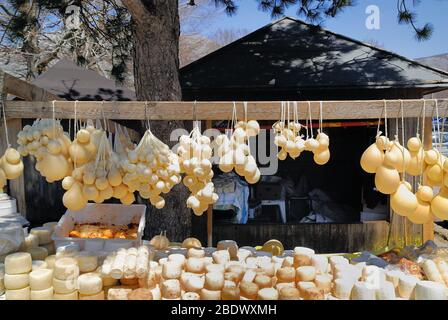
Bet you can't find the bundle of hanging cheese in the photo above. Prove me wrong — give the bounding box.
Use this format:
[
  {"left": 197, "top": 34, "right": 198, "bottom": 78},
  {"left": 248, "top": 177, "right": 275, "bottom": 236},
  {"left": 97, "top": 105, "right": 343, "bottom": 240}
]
[
  {"left": 0, "top": 147, "right": 23, "bottom": 191},
  {"left": 178, "top": 126, "right": 218, "bottom": 215}
]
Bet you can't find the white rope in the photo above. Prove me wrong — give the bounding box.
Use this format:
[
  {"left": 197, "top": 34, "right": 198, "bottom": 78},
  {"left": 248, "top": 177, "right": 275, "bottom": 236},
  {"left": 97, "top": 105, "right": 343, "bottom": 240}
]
[
  {"left": 420, "top": 100, "right": 426, "bottom": 186},
  {"left": 2, "top": 97, "right": 9, "bottom": 147}
]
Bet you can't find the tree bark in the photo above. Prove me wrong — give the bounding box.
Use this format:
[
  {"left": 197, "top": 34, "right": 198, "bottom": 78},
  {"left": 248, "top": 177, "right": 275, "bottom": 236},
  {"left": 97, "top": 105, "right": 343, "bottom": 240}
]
[{"left": 123, "top": 0, "right": 191, "bottom": 241}]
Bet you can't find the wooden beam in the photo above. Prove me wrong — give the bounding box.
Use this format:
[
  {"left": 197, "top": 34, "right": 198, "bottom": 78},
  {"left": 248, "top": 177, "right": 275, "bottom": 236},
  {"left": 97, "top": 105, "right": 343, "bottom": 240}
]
[
  {"left": 4, "top": 99, "right": 448, "bottom": 120},
  {"left": 2, "top": 71, "right": 60, "bottom": 101},
  {"left": 423, "top": 117, "right": 435, "bottom": 242}
]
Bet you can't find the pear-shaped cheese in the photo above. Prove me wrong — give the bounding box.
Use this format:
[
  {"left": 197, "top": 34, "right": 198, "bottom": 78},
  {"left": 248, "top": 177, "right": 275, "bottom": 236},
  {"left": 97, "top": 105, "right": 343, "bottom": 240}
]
[
  {"left": 314, "top": 149, "right": 330, "bottom": 165},
  {"left": 63, "top": 182, "right": 88, "bottom": 211},
  {"left": 360, "top": 143, "right": 384, "bottom": 173},
  {"left": 391, "top": 182, "right": 418, "bottom": 217},
  {"left": 408, "top": 198, "right": 432, "bottom": 224},
  {"left": 39, "top": 152, "right": 72, "bottom": 182},
  {"left": 375, "top": 165, "right": 400, "bottom": 195},
  {"left": 431, "top": 187, "right": 448, "bottom": 220}
]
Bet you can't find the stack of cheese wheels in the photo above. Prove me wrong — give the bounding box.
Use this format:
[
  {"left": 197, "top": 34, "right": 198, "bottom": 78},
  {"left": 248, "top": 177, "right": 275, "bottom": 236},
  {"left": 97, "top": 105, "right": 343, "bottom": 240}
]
[
  {"left": 78, "top": 273, "right": 104, "bottom": 300},
  {"left": 273, "top": 120, "right": 305, "bottom": 160},
  {"left": 4, "top": 252, "right": 32, "bottom": 300},
  {"left": 76, "top": 251, "right": 99, "bottom": 273},
  {"left": 52, "top": 257, "right": 79, "bottom": 300},
  {"left": 30, "top": 226, "right": 53, "bottom": 256},
  {"left": 178, "top": 127, "right": 218, "bottom": 216},
  {"left": 17, "top": 119, "right": 73, "bottom": 183},
  {"left": 0, "top": 147, "right": 24, "bottom": 192},
  {"left": 29, "top": 268, "right": 54, "bottom": 300},
  {"left": 215, "top": 120, "right": 261, "bottom": 184},
  {"left": 120, "top": 130, "right": 181, "bottom": 208}
]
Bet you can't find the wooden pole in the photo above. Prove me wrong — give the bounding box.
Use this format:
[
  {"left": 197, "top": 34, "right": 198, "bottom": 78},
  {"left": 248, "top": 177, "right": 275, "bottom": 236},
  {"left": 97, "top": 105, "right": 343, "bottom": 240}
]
[{"left": 423, "top": 117, "right": 434, "bottom": 242}]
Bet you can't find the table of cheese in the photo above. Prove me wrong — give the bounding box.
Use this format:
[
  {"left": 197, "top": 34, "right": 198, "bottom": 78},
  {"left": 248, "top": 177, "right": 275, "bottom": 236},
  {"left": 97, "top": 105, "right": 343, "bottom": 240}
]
[{"left": 0, "top": 220, "right": 447, "bottom": 301}]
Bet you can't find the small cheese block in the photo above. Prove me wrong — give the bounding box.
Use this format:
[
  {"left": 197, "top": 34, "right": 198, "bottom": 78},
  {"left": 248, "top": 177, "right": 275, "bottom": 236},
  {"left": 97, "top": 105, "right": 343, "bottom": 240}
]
[
  {"left": 182, "top": 291, "right": 201, "bottom": 300},
  {"left": 294, "top": 254, "right": 311, "bottom": 267},
  {"left": 107, "top": 288, "right": 132, "bottom": 300},
  {"left": 422, "top": 260, "right": 444, "bottom": 284},
  {"left": 332, "top": 278, "right": 354, "bottom": 300},
  {"left": 187, "top": 248, "right": 205, "bottom": 259},
  {"left": 362, "top": 265, "right": 386, "bottom": 288},
  {"left": 53, "top": 291, "right": 78, "bottom": 300},
  {"left": 200, "top": 288, "right": 221, "bottom": 300},
  {"left": 254, "top": 274, "right": 272, "bottom": 289},
  {"left": 239, "top": 281, "right": 259, "bottom": 299},
  {"left": 398, "top": 275, "right": 418, "bottom": 299},
  {"left": 279, "top": 287, "right": 300, "bottom": 300},
  {"left": 53, "top": 257, "right": 79, "bottom": 280},
  {"left": 32, "top": 260, "right": 48, "bottom": 271},
  {"left": 217, "top": 240, "right": 238, "bottom": 260},
  {"left": 415, "top": 281, "right": 446, "bottom": 300},
  {"left": 161, "top": 279, "right": 181, "bottom": 299},
  {"left": 205, "top": 263, "right": 225, "bottom": 274},
  {"left": 311, "top": 255, "right": 329, "bottom": 274},
  {"left": 120, "top": 277, "right": 138, "bottom": 286},
  {"left": 40, "top": 242, "right": 55, "bottom": 255},
  {"left": 221, "top": 286, "right": 240, "bottom": 300},
  {"left": 20, "top": 234, "right": 39, "bottom": 250},
  {"left": 303, "top": 287, "right": 325, "bottom": 300},
  {"left": 297, "top": 281, "right": 316, "bottom": 297},
  {"left": 78, "top": 273, "right": 103, "bottom": 295},
  {"left": 376, "top": 281, "right": 396, "bottom": 300},
  {"left": 224, "top": 280, "right": 237, "bottom": 288},
  {"left": 212, "top": 250, "right": 231, "bottom": 265},
  {"left": 27, "top": 247, "right": 48, "bottom": 261},
  {"left": 4, "top": 273, "right": 29, "bottom": 290},
  {"left": 162, "top": 261, "right": 182, "bottom": 279},
  {"left": 275, "top": 282, "right": 295, "bottom": 292},
  {"left": 30, "top": 287, "right": 53, "bottom": 300},
  {"left": 205, "top": 271, "right": 224, "bottom": 291},
  {"left": 226, "top": 265, "right": 245, "bottom": 281},
  {"left": 296, "top": 266, "right": 317, "bottom": 282},
  {"left": 386, "top": 270, "right": 403, "bottom": 289},
  {"left": 315, "top": 274, "right": 332, "bottom": 294},
  {"left": 102, "top": 275, "right": 119, "bottom": 287},
  {"left": 128, "top": 288, "right": 153, "bottom": 300},
  {"left": 185, "top": 257, "right": 205, "bottom": 274},
  {"left": 76, "top": 251, "right": 99, "bottom": 273},
  {"left": 29, "top": 269, "right": 53, "bottom": 291},
  {"left": 329, "top": 256, "right": 349, "bottom": 274},
  {"left": 79, "top": 290, "right": 105, "bottom": 300},
  {"left": 5, "top": 286, "right": 30, "bottom": 300},
  {"left": 351, "top": 281, "right": 376, "bottom": 300},
  {"left": 224, "top": 272, "right": 240, "bottom": 284},
  {"left": 258, "top": 287, "right": 279, "bottom": 300},
  {"left": 237, "top": 249, "right": 252, "bottom": 262},
  {"left": 242, "top": 270, "right": 257, "bottom": 283},
  {"left": 168, "top": 254, "right": 186, "bottom": 267},
  {"left": 53, "top": 277, "right": 77, "bottom": 294},
  {"left": 45, "top": 255, "right": 56, "bottom": 269},
  {"left": 5, "top": 252, "right": 32, "bottom": 274},
  {"left": 282, "top": 256, "right": 294, "bottom": 268},
  {"left": 150, "top": 285, "right": 162, "bottom": 301},
  {"left": 293, "top": 247, "right": 315, "bottom": 257},
  {"left": 259, "top": 262, "right": 275, "bottom": 277},
  {"left": 30, "top": 227, "right": 53, "bottom": 245}
]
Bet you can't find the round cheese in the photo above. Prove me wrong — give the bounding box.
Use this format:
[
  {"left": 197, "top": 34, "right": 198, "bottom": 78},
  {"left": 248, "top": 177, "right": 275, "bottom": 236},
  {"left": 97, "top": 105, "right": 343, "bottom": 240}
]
[
  {"left": 311, "top": 255, "right": 329, "bottom": 274},
  {"left": 162, "top": 261, "right": 182, "bottom": 279},
  {"left": 187, "top": 248, "right": 205, "bottom": 259},
  {"left": 221, "top": 286, "right": 240, "bottom": 300},
  {"left": 32, "top": 260, "right": 48, "bottom": 271},
  {"left": 254, "top": 274, "right": 272, "bottom": 289},
  {"left": 276, "top": 267, "right": 295, "bottom": 283},
  {"left": 45, "top": 255, "right": 56, "bottom": 269},
  {"left": 52, "top": 277, "right": 77, "bottom": 294},
  {"left": 77, "top": 273, "right": 103, "bottom": 295},
  {"left": 53, "top": 291, "right": 78, "bottom": 300},
  {"left": 107, "top": 288, "right": 132, "bottom": 300},
  {"left": 296, "top": 266, "right": 317, "bottom": 281},
  {"left": 30, "top": 227, "right": 53, "bottom": 245},
  {"left": 4, "top": 273, "right": 29, "bottom": 290},
  {"left": 315, "top": 274, "right": 332, "bottom": 293},
  {"left": 29, "top": 269, "right": 53, "bottom": 290},
  {"left": 20, "top": 234, "right": 39, "bottom": 250},
  {"left": 26, "top": 247, "right": 48, "bottom": 261},
  {"left": 415, "top": 281, "right": 446, "bottom": 300},
  {"left": 182, "top": 273, "right": 205, "bottom": 292},
  {"left": 5, "top": 286, "right": 30, "bottom": 300},
  {"left": 53, "top": 257, "right": 79, "bottom": 280},
  {"left": 205, "top": 263, "right": 224, "bottom": 274},
  {"left": 182, "top": 291, "right": 201, "bottom": 300},
  {"left": 258, "top": 287, "right": 279, "bottom": 300},
  {"left": 168, "top": 254, "right": 186, "bottom": 267},
  {"left": 279, "top": 287, "right": 300, "bottom": 300},
  {"left": 40, "top": 242, "right": 55, "bottom": 255},
  {"left": 5, "top": 252, "right": 32, "bottom": 274},
  {"left": 333, "top": 278, "right": 354, "bottom": 300},
  {"left": 30, "top": 287, "right": 53, "bottom": 300},
  {"left": 76, "top": 252, "right": 99, "bottom": 273},
  {"left": 161, "top": 279, "right": 181, "bottom": 299},
  {"left": 239, "top": 281, "right": 259, "bottom": 299},
  {"left": 200, "top": 288, "right": 221, "bottom": 300},
  {"left": 351, "top": 281, "right": 376, "bottom": 300},
  {"left": 79, "top": 290, "right": 105, "bottom": 300},
  {"left": 212, "top": 250, "right": 230, "bottom": 265},
  {"left": 185, "top": 257, "right": 205, "bottom": 273},
  {"left": 205, "top": 271, "right": 224, "bottom": 291},
  {"left": 303, "top": 287, "right": 325, "bottom": 300}
]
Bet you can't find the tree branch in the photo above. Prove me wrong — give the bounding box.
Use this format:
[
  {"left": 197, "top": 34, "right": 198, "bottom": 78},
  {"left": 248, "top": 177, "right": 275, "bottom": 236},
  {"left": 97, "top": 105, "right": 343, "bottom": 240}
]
[{"left": 121, "top": 0, "right": 149, "bottom": 24}]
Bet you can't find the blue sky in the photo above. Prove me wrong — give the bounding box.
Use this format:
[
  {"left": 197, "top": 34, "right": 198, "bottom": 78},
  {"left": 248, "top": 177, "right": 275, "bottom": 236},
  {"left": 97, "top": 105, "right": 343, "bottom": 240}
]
[{"left": 207, "top": 0, "right": 448, "bottom": 59}]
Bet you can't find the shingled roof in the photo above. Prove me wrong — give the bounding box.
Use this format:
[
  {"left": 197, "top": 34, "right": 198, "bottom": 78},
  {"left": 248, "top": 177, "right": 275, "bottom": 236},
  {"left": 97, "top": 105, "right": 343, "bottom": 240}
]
[{"left": 180, "top": 17, "right": 448, "bottom": 93}]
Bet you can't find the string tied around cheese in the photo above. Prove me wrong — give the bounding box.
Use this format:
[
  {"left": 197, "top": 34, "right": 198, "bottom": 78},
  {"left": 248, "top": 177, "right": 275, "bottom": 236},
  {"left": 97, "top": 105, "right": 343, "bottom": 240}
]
[{"left": 419, "top": 99, "right": 426, "bottom": 186}]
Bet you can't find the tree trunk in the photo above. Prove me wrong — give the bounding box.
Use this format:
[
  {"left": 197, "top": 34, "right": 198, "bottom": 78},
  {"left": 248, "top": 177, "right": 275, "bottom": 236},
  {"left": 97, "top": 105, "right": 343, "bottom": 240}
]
[{"left": 123, "top": 0, "right": 191, "bottom": 241}]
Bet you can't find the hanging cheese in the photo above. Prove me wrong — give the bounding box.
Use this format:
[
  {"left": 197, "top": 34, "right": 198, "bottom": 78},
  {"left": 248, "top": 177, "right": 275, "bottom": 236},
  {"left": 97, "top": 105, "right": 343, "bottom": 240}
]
[
  {"left": 374, "top": 151, "right": 400, "bottom": 194},
  {"left": 5, "top": 252, "right": 32, "bottom": 274},
  {"left": 30, "top": 287, "right": 53, "bottom": 300},
  {"left": 29, "top": 269, "right": 53, "bottom": 291},
  {"left": 431, "top": 187, "right": 448, "bottom": 220},
  {"left": 390, "top": 181, "right": 418, "bottom": 217}
]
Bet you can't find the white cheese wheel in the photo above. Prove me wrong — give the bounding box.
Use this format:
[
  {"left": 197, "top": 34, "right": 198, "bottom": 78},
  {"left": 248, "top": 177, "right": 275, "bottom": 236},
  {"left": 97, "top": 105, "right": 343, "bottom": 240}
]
[
  {"left": 40, "top": 242, "right": 55, "bottom": 255},
  {"left": 212, "top": 250, "right": 230, "bottom": 265},
  {"left": 54, "top": 257, "right": 79, "bottom": 280},
  {"left": 29, "top": 269, "right": 53, "bottom": 290},
  {"left": 32, "top": 260, "right": 48, "bottom": 271},
  {"left": 42, "top": 222, "right": 58, "bottom": 232},
  {"left": 162, "top": 261, "right": 182, "bottom": 279},
  {"left": 5, "top": 252, "right": 32, "bottom": 274},
  {"left": 79, "top": 290, "right": 105, "bottom": 300},
  {"left": 30, "top": 287, "right": 53, "bottom": 300},
  {"left": 258, "top": 287, "right": 279, "bottom": 300},
  {"left": 5, "top": 286, "right": 30, "bottom": 300},
  {"left": 351, "top": 281, "right": 376, "bottom": 300},
  {"left": 182, "top": 291, "right": 201, "bottom": 300},
  {"left": 52, "top": 277, "right": 77, "bottom": 294},
  {"left": 333, "top": 278, "right": 354, "bottom": 300},
  {"left": 77, "top": 273, "right": 103, "bottom": 295},
  {"left": 53, "top": 291, "right": 78, "bottom": 300},
  {"left": 30, "top": 227, "right": 52, "bottom": 245},
  {"left": 168, "top": 253, "right": 186, "bottom": 267},
  {"left": 161, "top": 279, "right": 181, "bottom": 299},
  {"left": 181, "top": 273, "right": 205, "bottom": 292},
  {"left": 187, "top": 248, "right": 205, "bottom": 259},
  {"left": 76, "top": 252, "right": 98, "bottom": 273},
  {"left": 422, "top": 260, "right": 444, "bottom": 284},
  {"left": 20, "top": 234, "right": 39, "bottom": 250},
  {"left": 276, "top": 267, "right": 295, "bottom": 283},
  {"left": 311, "top": 255, "right": 328, "bottom": 274},
  {"left": 205, "top": 271, "right": 225, "bottom": 291},
  {"left": 376, "top": 281, "right": 396, "bottom": 300},
  {"left": 398, "top": 275, "right": 418, "bottom": 299},
  {"left": 296, "top": 266, "right": 317, "bottom": 281},
  {"left": 315, "top": 274, "right": 332, "bottom": 293},
  {"left": 415, "top": 281, "right": 446, "bottom": 300},
  {"left": 185, "top": 257, "right": 205, "bottom": 274},
  {"left": 297, "top": 281, "right": 316, "bottom": 296},
  {"left": 200, "top": 288, "right": 221, "bottom": 300},
  {"left": 4, "top": 273, "right": 29, "bottom": 290},
  {"left": 205, "top": 263, "right": 224, "bottom": 274},
  {"left": 293, "top": 247, "right": 315, "bottom": 257},
  {"left": 107, "top": 288, "right": 132, "bottom": 300},
  {"left": 26, "top": 247, "right": 48, "bottom": 261},
  {"left": 259, "top": 262, "right": 275, "bottom": 277},
  {"left": 386, "top": 270, "right": 403, "bottom": 288},
  {"left": 44, "top": 255, "right": 56, "bottom": 269},
  {"left": 281, "top": 256, "right": 294, "bottom": 268}
]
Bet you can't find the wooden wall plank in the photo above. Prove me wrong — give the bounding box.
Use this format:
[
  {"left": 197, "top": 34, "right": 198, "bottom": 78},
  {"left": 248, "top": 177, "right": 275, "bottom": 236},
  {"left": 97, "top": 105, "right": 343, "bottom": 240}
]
[{"left": 4, "top": 99, "right": 448, "bottom": 120}]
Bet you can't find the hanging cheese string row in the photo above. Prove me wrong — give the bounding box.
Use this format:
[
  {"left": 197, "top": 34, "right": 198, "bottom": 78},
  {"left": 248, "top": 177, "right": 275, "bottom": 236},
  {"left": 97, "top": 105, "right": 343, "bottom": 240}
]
[
  {"left": 313, "top": 101, "right": 331, "bottom": 165},
  {"left": 178, "top": 115, "right": 218, "bottom": 216},
  {"left": 216, "top": 102, "right": 261, "bottom": 184},
  {"left": 274, "top": 101, "right": 305, "bottom": 160},
  {"left": 0, "top": 98, "right": 24, "bottom": 191}
]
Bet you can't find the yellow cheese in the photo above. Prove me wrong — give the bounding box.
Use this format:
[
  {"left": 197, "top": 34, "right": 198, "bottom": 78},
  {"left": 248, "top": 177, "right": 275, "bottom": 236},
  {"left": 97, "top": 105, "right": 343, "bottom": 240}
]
[
  {"left": 4, "top": 273, "right": 29, "bottom": 290},
  {"left": 53, "top": 291, "right": 78, "bottom": 300},
  {"left": 5, "top": 252, "right": 32, "bottom": 274},
  {"left": 29, "top": 269, "right": 53, "bottom": 291},
  {"left": 6, "top": 286, "right": 31, "bottom": 300},
  {"left": 30, "top": 227, "right": 52, "bottom": 245},
  {"left": 30, "top": 287, "right": 53, "bottom": 300}
]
